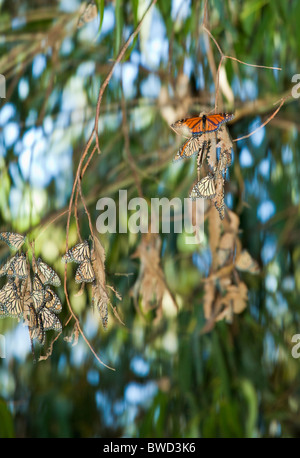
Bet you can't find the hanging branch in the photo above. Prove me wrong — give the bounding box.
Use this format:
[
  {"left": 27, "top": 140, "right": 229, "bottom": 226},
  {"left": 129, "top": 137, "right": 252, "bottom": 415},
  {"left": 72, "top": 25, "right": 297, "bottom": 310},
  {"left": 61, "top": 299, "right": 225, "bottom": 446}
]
[{"left": 63, "top": 0, "right": 158, "bottom": 369}]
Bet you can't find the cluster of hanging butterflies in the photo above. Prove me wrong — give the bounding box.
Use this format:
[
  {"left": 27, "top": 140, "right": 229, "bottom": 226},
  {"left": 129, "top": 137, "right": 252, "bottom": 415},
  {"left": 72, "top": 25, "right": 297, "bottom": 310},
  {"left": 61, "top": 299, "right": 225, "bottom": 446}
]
[
  {"left": 0, "top": 232, "right": 62, "bottom": 346},
  {"left": 62, "top": 240, "right": 108, "bottom": 328},
  {"left": 62, "top": 240, "right": 95, "bottom": 283},
  {"left": 171, "top": 113, "right": 234, "bottom": 219}
]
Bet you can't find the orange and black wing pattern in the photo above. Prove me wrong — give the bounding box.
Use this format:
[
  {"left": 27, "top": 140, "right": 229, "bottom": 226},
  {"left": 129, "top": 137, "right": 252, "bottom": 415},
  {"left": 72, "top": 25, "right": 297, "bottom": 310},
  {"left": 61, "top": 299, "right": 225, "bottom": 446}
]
[
  {"left": 171, "top": 113, "right": 234, "bottom": 136},
  {"left": 173, "top": 136, "right": 203, "bottom": 162}
]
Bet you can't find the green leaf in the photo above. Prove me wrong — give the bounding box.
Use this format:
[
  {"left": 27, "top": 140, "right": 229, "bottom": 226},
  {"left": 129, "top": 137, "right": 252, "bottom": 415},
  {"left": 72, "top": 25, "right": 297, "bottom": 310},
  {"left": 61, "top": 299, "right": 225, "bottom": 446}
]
[
  {"left": 239, "top": 379, "right": 258, "bottom": 438},
  {"left": 131, "top": 0, "right": 138, "bottom": 27},
  {"left": 95, "top": 0, "right": 105, "bottom": 31},
  {"left": 114, "top": 0, "right": 123, "bottom": 56},
  {"left": 241, "top": 0, "right": 270, "bottom": 20},
  {"left": 0, "top": 400, "right": 15, "bottom": 438}
]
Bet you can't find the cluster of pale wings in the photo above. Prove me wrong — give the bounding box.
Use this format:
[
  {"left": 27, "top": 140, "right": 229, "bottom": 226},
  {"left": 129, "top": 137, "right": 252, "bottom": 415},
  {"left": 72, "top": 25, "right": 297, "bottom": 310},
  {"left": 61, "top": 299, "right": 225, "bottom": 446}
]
[{"left": 0, "top": 232, "right": 107, "bottom": 348}]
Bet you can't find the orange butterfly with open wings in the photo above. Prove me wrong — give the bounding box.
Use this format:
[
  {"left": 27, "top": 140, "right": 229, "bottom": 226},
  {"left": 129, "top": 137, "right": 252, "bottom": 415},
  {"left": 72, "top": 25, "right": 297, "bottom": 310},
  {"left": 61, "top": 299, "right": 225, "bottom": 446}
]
[{"left": 171, "top": 113, "right": 234, "bottom": 136}]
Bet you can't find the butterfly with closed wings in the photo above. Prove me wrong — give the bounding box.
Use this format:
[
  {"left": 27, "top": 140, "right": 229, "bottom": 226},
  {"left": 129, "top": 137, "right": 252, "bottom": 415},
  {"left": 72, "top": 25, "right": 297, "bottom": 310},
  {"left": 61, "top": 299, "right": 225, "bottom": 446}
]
[
  {"left": 0, "top": 279, "right": 24, "bottom": 318},
  {"left": 190, "top": 174, "right": 216, "bottom": 200},
  {"left": 0, "top": 253, "right": 28, "bottom": 279},
  {"left": 35, "top": 258, "right": 61, "bottom": 287},
  {"left": 62, "top": 240, "right": 91, "bottom": 264},
  {"left": 75, "top": 258, "right": 95, "bottom": 284},
  {"left": 0, "top": 232, "right": 26, "bottom": 251}
]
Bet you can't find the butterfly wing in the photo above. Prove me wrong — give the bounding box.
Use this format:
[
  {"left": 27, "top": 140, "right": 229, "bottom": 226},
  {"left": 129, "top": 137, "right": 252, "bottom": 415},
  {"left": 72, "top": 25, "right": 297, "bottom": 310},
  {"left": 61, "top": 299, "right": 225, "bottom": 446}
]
[
  {"left": 171, "top": 116, "right": 204, "bottom": 136},
  {"left": 4, "top": 282, "right": 23, "bottom": 317},
  {"left": 39, "top": 307, "right": 62, "bottom": 332},
  {"left": 62, "top": 240, "right": 90, "bottom": 263},
  {"left": 0, "top": 303, "right": 6, "bottom": 316},
  {"left": 33, "top": 274, "right": 44, "bottom": 291},
  {"left": 204, "top": 113, "right": 234, "bottom": 133},
  {"left": 32, "top": 318, "right": 45, "bottom": 345},
  {"left": 31, "top": 289, "right": 44, "bottom": 312},
  {"left": 36, "top": 258, "right": 61, "bottom": 287},
  {"left": 28, "top": 308, "right": 45, "bottom": 345},
  {"left": 7, "top": 253, "right": 28, "bottom": 279},
  {"left": 190, "top": 175, "right": 216, "bottom": 200},
  {"left": 171, "top": 113, "right": 234, "bottom": 135},
  {"left": 44, "top": 287, "right": 62, "bottom": 314},
  {"left": 0, "top": 258, "right": 12, "bottom": 277},
  {"left": 0, "top": 281, "right": 15, "bottom": 316},
  {"left": 0, "top": 232, "right": 26, "bottom": 250},
  {"left": 173, "top": 136, "right": 203, "bottom": 162},
  {"left": 75, "top": 259, "right": 95, "bottom": 284},
  {"left": 0, "top": 280, "right": 15, "bottom": 301},
  {"left": 30, "top": 274, "right": 45, "bottom": 311}
]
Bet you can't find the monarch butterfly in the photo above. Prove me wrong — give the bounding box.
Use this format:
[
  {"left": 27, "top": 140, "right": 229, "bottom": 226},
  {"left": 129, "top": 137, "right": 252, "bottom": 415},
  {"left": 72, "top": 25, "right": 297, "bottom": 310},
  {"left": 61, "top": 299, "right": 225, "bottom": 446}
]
[
  {"left": 32, "top": 274, "right": 44, "bottom": 291},
  {"left": 9, "top": 253, "right": 28, "bottom": 279},
  {"left": 31, "top": 288, "right": 45, "bottom": 312},
  {"left": 0, "top": 253, "right": 28, "bottom": 279},
  {"left": 0, "top": 279, "right": 15, "bottom": 306},
  {"left": 6, "top": 296, "right": 23, "bottom": 318},
  {"left": 36, "top": 258, "right": 61, "bottom": 287},
  {"left": 0, "top": 259, "right": 11, "bottom": 277},
  {"left": 62, "top": 240, "right": 90, "bottom": 264},
  {"left": 28, "top": 304, "right": 61, "bottom": 345},
  {"left": 171, "top": 113, "right": 234, "bottom": 136},
  {"left": 0, "top": 281, "right": 23, "bottom": 317},
  {"left": 38, "top": 306, "right": 62, "bottom": 332},
  {"left": 75, "top": 259, "right": 95, "bottom": 284},
  {"left": 31, "top": 274, "right": 47, "bottom": 311},
  {"left": 29, "top": 311, "right": 45, "bottom": 345},
  {"left": 173, "top": 136, "right": 206, "bottom": 162},
  {"left": 26, "top": 305, "right": 45, "bottom": 345},
  {"left": 44, "top": 286, "right": 62, "bottom": 314},
  {"left": 190, "top": 175, "right": 216, "bottom": 200},
  {"left": 0, "top": 232, "right": 26, "bottom": 251}
]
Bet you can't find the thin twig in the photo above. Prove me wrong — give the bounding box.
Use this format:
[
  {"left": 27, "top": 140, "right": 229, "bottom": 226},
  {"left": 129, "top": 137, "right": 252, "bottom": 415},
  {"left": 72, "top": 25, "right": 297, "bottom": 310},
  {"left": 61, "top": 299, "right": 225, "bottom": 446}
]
[
  {"left": 63, "top": 0, "right": 158, "bottom": 369},
  {"left": 224, "top": 55, "right": 281, "bottom": 71},
  {"left": 233, "top": 96, "right": 288, "bottom": 142},
  {"left": 202, "top": 22, "right": 281, "bottom": 114},
  {"left": 94, "top": 0, "right": 158, "bottom": 153}
]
